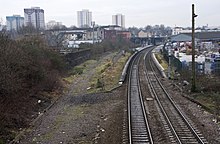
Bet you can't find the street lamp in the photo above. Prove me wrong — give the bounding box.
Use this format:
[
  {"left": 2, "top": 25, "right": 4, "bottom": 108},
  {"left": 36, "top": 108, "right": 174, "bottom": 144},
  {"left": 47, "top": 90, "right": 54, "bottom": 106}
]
[
  {"left": 168, "top": 43, "right": 172, "bottom": 79},
  {"left": 191, "top": 4, "right": 198, "bottom": 92},
  {"left": 92, "top": 21, "right": 95, "bottom": 44}
]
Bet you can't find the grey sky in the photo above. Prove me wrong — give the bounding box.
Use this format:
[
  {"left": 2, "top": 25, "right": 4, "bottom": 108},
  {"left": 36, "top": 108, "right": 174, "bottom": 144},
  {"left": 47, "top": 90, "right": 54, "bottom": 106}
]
[{"left": 1, "top": 0, "right": 219, "bottom": 28}]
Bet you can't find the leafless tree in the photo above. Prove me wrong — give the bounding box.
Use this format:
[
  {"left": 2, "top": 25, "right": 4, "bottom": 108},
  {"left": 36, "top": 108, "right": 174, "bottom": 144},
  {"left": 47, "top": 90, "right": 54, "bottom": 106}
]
[{"left": 213, "top": 92, "right": 220, "bottom": 122}]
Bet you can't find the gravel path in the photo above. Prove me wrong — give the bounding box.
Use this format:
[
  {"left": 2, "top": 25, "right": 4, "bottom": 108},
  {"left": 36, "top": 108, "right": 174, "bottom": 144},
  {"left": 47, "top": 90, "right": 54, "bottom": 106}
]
[{"left": 17, "top": 52, "right": 126, "bottom": 144}]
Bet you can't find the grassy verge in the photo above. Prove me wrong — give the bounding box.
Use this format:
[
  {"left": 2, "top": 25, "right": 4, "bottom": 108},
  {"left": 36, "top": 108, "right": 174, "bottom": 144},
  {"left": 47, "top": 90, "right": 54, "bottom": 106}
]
[
  {"left": 155, "top": 53, "right": 168, "bottom": 70},
  {"left": 103, "top": 52, "right": 131, "bottom": 90},
  {"left": 88, "top": 52, "right": 131, "bottom": 93},
  {"left": 192, "top": 93, "right": 220, "bottom": 116},
  {"left": 0, "top": 139, "right": 3, "bottom": 144},
  {"left": 63, "top": 52, "right": 131, "bottom": 94},
  {"left": 155, "top": 53, "right": 179, "bottom": 79},
  {"left": 63, "top": 60, "right": 97, "bottom": 84}
]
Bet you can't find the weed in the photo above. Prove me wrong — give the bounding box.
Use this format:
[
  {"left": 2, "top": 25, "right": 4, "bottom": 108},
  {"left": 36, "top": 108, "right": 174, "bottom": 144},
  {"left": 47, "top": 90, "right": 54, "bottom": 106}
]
[
  {"left": 70, "top": 66, "right": 84, "bottom": 75},
  {"left": 155, "top": 53, "right": 168, "bottom": 69},
  {"left": 0, "top": 139, "right": 4, "bottom": 144},
  {"left": 96, "top": 78, "right": 104, "bottom": 89}
]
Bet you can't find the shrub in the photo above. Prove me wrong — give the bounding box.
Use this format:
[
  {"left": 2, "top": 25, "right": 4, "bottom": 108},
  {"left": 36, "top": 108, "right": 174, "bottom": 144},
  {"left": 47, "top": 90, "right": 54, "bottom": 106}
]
[
  {"left": 70, "top": 65, "right": 84, "bottom": 75},
  {"left": 96, "top": 78, "right": 104, "bottom": 89},
  {"left": 0, "top": 34, "right": 67, "bottom": 97},
  {"left": 0, "top": 34, "right": 67, "bottom": 142}
]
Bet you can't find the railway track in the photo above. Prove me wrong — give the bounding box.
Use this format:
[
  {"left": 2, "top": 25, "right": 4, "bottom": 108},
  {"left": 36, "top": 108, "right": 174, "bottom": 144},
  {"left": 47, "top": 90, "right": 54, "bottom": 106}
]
[
  {"left": 143, "top": 48, "right": 208, "bottom": 144},
  {"left": 127, "top": 48, "right": 153, "bottom": 144}
]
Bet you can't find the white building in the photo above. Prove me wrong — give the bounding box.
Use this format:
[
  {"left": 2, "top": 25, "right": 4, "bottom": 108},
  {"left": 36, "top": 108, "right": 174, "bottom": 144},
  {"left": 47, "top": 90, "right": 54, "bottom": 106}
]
[
  {"left": 112, "top": 14, "right": 125, "bottom": 28},
  {"left": 172, "top": 27, "right": 184, "bottom": 35},
  {"left": 24, "top": 7, "right": 45, "bottom": 30},
  {"left": 138, "top": 29, "right": 152, "bottom": 38},
  {"left": 172, "top": 27, "right": 203, "bottom": 35},
  {"left": 77, "top": 9, "right": 92, "bottom": 28},
  {"left": 6, "top": 15, "right": 24, "bottom": 31}
]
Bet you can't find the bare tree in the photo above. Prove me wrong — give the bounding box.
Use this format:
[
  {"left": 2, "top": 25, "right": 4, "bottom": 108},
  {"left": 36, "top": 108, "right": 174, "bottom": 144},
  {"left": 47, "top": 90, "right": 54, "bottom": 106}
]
[
  {"left": 0, "top": 32, "right": 28, "bottom": 97},
  {"left": 0, "top": 17, "right": 3, "bottom": 28},
  {"left": 213, "top": 92, "right": 220, "bottom": 122},
  {"left": 18, "top": 24, "right": 38, "bottom": 35}
]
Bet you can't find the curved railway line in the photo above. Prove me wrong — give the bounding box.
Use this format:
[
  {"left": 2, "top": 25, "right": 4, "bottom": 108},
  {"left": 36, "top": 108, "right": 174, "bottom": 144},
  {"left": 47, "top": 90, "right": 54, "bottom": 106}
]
[
  {"left": 127, "top": 47, "right": 153, "bottom": 144},
  {"left": 144, "top": 48, "right": 207, "bottom": 143},
  {"left": 126, "top": 46, "right": 208, "bottom": 144}
]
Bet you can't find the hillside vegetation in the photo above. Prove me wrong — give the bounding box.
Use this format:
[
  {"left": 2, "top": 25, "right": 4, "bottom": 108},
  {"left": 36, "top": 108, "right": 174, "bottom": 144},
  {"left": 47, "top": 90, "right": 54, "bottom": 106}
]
[
  {"left": 0, "top": 32, "right": 134, "bottom": 143},
  {"left": 0, "top": 34, "right": 66, "bottom": 142}
]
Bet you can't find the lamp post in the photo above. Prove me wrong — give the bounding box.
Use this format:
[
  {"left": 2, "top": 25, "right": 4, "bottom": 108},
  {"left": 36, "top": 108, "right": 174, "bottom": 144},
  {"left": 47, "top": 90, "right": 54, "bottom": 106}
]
[
  {"left": 191, "top": 4, "right": 198, "bottom": 92},
  {"left": 92, "top": 21, "right": 95, "bottom": 44},
  {"left": 168, "top": 44, "right": 171, "bottom": 79},
  {"left": 97, "top": 26, "right": 101, "bottom": 43}
]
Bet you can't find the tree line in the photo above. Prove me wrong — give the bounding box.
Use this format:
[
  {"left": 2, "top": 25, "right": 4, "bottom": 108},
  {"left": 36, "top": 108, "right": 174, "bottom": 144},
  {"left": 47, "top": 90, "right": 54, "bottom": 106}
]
[{"left": 128, "top": 24, "right": 172, "bottom": 37}]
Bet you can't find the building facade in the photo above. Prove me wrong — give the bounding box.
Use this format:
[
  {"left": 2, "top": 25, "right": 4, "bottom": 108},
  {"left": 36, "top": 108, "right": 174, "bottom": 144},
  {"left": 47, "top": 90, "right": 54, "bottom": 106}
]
[
  {"left": 112, "top": 14, "right": 125, "bottom": 28},
  {"left": 138, "top": 30, "right": 153, "bottom": 38},
  {"left": 24, "top": 7, "right": 45, "bottom": 30},
  {"left": 117, "top": 31, "right": 131, "bottom": 39},
  {"left": 6, "top": 15, "right": 24, "bottom": 31},
  {"left": 77, "top": 9, "right": 92, "bottom": 28}
]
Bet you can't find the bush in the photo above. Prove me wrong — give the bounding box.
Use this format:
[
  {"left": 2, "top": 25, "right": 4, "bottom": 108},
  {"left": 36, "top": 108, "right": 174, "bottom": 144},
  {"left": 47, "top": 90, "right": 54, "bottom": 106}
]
[
  {"left": 18, "top": 36, "right": 66, "bottom": 90},
  {"left": 86, "top": 37, "right": 134, "bottom": 59},
  {"left": 0, "top": 34, "right": 28, "bottom": 96},
  {"left": 0, "top": 34, "right": 67, "bottom": 142},
  {"left": 179, "top": 69, "right": 220, "bottom": 93},
  {"left": 70, "top": 65, "right": 84, "bottom": 75},
  {"left": 0, "top": 34, "right": 66, "bottom": 97},
  {"left": 96, "top": 78, "right": 104, "bottom": 89}
]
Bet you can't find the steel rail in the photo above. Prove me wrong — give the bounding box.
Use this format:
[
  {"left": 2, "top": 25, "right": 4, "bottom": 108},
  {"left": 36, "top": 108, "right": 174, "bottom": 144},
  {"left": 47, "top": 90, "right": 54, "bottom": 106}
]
[
  {"left": 143, "top": 49, "right": 206, "bottom": 144},
  {"left": 128, "top": 48, "right": 153, "bottom": 144}
]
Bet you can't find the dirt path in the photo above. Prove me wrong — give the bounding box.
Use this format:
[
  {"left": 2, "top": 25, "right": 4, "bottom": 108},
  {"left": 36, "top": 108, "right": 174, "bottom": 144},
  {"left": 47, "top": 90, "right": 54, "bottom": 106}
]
[{"left": 16, "top": 52, "right": 126, "bottom": 144}]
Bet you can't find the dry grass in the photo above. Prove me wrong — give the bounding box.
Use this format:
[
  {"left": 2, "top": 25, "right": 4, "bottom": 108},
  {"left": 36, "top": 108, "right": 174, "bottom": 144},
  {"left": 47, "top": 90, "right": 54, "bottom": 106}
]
[
  {"left": 88, "top": 52, "right": 131, "bottom": 93},
  {"left": 155, "top": 53, "right": 168, "bottom": 70},
  {"left": 101, "top": 52, "right": 131, "bottom": 90},
  {"left": 63, "top": 52, "right": 131, "bottom": 93},
  {"left": 63, "top": 60, "right": 97, "bottom": 84},
  {"left": 192, "top": 92, "right": 220, "bottom": 118}
]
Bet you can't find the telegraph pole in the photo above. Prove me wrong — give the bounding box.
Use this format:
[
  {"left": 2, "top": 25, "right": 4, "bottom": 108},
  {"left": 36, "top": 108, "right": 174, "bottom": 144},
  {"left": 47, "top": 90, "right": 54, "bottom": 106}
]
[{"left": 191, "top": 4, "right": 197, "bottom": 92}]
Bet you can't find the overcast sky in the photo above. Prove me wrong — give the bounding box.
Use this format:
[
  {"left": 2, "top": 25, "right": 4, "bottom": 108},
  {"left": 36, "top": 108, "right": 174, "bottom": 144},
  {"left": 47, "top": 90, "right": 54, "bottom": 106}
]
[{"left": 0, "top": 0, "right": 219, "bottom": 28}]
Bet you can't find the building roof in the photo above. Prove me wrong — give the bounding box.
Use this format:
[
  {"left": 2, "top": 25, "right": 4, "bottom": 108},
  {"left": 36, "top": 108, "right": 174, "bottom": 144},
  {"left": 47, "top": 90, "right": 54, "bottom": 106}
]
[
  {"left": 170, "top": 33, "right": 199, "bottom": 42},
  {"left": 170, "top": 31, "right": 220, "bottom": 42},
  {"left": 184, "top": 31, "right": 220, "bottom": 41},
  {"left": 138, "top": 29, "right": 149, "bottom": 33},
  {"left": 99, "top": 25, "right": 120, "bottom": 29}
]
